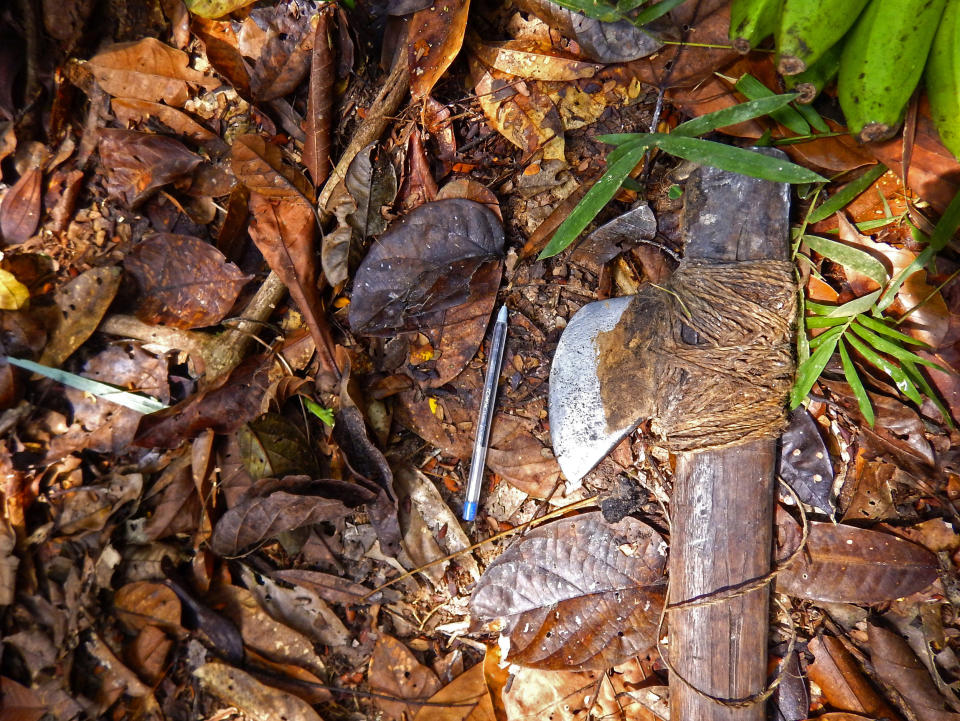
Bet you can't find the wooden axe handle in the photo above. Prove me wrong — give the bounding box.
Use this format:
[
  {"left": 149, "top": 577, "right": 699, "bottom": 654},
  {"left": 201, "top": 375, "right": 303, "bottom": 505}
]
[{"left": 668, "top": 157, "right": 791, "bottom": 721}]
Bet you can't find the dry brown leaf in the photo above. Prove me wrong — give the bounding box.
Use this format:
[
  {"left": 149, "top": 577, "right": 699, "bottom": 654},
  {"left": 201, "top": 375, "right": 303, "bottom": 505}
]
[
  {"left": 369, "top": 635, "right": 443, "bottom": 721},
  {"left": 0, "top": 676, "right": 46, "bottom": 721},
  {"left": 111, "top": 98, "right": 226, "bottom": 152},
  {"left": 408, "top": 0, "right": 470, "bottom": 100},
  {"left": 0, "top": 167, "right": 42, "bottom": 244},
  {"left": 191, "top": 16, "right": 253, "bottom": 98},
  {"left": 304, "top": 7, "right": 334, "bottom": 186},
  {"left": 55, "top": 473, "right": 142, "bottom": 534},
  {"left": 126, "top": 626, "right": 172, "bottom": 684},
  {"left": 808, "top": 635, "right": 906, "bottom": 721},
  {"left": 114, "top": 581, "right": 183, "bottom": 633},
  {"left": 38, "top": 266, "right": 122, "bottom": 367},
  {"left": 470, "top": 38, "right": 601, "bottom": 82},
  {"left": 98, "top": 128, "right": 203, "bottom": 208},
  {"left": 87, "top": 37, "right": 218, "bottom": 106},
  {"left": 194, "top": 662, "right": 323, "bottom": 721},
  {"left": 232, "top": 134, "right": 314, "bottom": 203},
  {"left": 412, "top": 660, "right": 496, "bottom": 721}
]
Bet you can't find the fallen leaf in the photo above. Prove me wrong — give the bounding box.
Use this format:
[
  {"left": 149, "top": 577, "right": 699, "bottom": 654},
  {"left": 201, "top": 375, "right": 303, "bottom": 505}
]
[
  {"left": 126, "top": 626, "right": 172, "bottom": 684},
  {"left": 38, "top": 266, "right": 122, "bottom": 367},
  {"left": 470, "top": 511, "right": 666, "bottom": 669},
  {"left": 191, "top": 16, "right": 253, "bottom": 97},
  {"left": 124, "top": 234, "right": 250, "bottom": 329},
  {"left": 868, "top": 622, "right": 960, "bottom": 721},
  {"left": 842, "top": 457, "right": 898, "bottom": 522},
  {"left": 776, "top": 508, "right": 938, "bottom": 603},
  {"left": 349, "top": 198, "right": 504, "bottom": 336},
  {"left": 304, "top": 7, "right": 334, "bottom": 185},
  {"left": 87, "top": 37, "right": 218, "bottom": 106},
  {"left": 237, "top": 413, "right": 319, "bottom": 481},
  {"left": 0, "top": 676, "right": 46, "bottom": 721},
  {"left": 408, "top": 0, "right": 470, "bottom": 100},
  {"left": 412, "top": 659, "right": 496, "bottom": 721},
  {"left": 0, "top": 269, "right": 29, "bottom": 310},
  {"left": 779, "top": 406, "right": 835, "bottom": 514},
  {"left": 248, "top": 5, "right": 315, "bottom": 101},
  {"left": 272, "top": 568, "right": 382, "bottom": 605},
  {"left": 0, "top": 167, "right": 42, "bottom": 244},
  {"left": 210, "top": 487, "right": 352, "bottom": 556},
  {"left": 134, "top": 354, "right": 272, "bottom": 449},
  {"left": 470, "top": 37, "right": 601, "bottom": 82},
  {"left": 98, "top": 128, "right": 203, "bottom": 207},
  {"left": 397, "top": 128, "right": 438, "bottom": 211},
  {"left": 113, "top": 581, "right": 183, "bottom": 633},
  {"left": 54, "top": 473, "right": 143, "bottom": 535},
  {"left": 111, "top": 98, "right": 227, "bottom": 152},
  {"left": 369, "top": 634, "right": 443, "bottom": 720},
  {"left": 194, "top": 662, "right": 323, "bottom": 721},
  {"left": 232, "top": 134, "right": 314, "bottom": 203},
  {"left": 0, "top": 517, "right": 16, "bottom": 606}
]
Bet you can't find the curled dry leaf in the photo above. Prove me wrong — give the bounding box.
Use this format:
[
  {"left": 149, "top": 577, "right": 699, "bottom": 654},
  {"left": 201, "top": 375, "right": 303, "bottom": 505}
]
[
  {"left": 124, "top": 234, "right": 250, "bottom": 329},
  {"left": 470, "top": 511, "right": 667, "bottom": 669},
  {"left": 776, "top": 507, "right": 938, "bottom": 603},
  {"left": 194, "top": 662, "right": 323, "bottom": 721},
  {"left": 55, "top": 473, "right": 143, "bottom": 535},
  {"left": 349, "top": 198, "right": 504, "bottom": 336},
  {"left": 0, "top": 167, "right": 42, "bottom": 244},
  {"left": 98, "top": 129, "right": 202, "bottom": 208},
  {"left": 407, "top": 0, "right": 471, "bottom": 100},
  {"left": 135, "top": 354, "right": 272, "bottom": 449},
  {"left": 210, "top": 488, "right": 352, "bottom": 556},
  {"left": 87, "top": 37, "right": 218, "bottom": 106},
  {"left": 231, "top": 134, "right": 314, "bottom": 203},
  {"left": 273, "top": 568, "right": 383, "bottom": 605},
  {"left": 304, "top": 7, "right": 334, "bottom": 186},
  {"left": 412, "top": 657, "right": 498, "bottom": 721},
  {"left": 39, "top": 266, "right": 122, "bottom": 367},
  {"left": 369, "top": 634, "right": 443, "bottom": 721},
  {"left": 191, "top": 17, "right": 253, "bottom": 97}
]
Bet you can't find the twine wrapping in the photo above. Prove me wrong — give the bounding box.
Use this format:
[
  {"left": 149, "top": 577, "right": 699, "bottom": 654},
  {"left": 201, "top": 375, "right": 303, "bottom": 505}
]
[{"left": 595, "top": 259, "right": 797, "bottom": 452}]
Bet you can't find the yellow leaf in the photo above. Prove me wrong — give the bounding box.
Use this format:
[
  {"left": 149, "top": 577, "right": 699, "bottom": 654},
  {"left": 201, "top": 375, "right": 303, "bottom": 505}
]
[
  {"left": 183, "top": 0, "right": 259, "bottom": 18},
  {"left": 0, "top": 269, "right": 29, "bottom": 310}
]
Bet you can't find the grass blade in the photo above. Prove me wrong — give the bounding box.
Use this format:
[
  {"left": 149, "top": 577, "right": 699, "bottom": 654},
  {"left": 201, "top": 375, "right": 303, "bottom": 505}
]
[
  {"left": 547, "top": 0, "right": 621, "bottom": 22},
  {"left": 849, "top": 322, "right": 949, "bottom": 372},
  {"left": 808, "top": 324, "right": 845, "bottom": 350},
  {"left": 844, "top": 333, "right": 923, "bottom": 405},
  {"left": 634, "top": 134, "right": 827, "bottom": 183},
  {"left": 668, "top": 96, "right": 799, "bottom": 138},
  {"left": 805, "top": 315, "right": 849, "bottom": 329},
  {"left": 855, "top": 313, "right": 929, "bottom": 347},
  {"left": 806, "top": 289, "right": 881, "bottom": 318},
  {"left": 733, "top": 73, "right": 810, "bottom": 136},
  {"left": 838, "top": 339, "right": 874, "bottom": 426},
  {"left": 902, "top": 359, "right": 955, "bottom": 429},
  {"left": 807, "top": 164, "right": 887, "bottom": 224},
  {"left": 793, "top": 101, "right": 829, "bottom": 133},
  {"left": 803, "top": 234, "right": 888, "bottom": 285},
  {"left": 540, "top": 142, "right": 649, "bottom": 258},
  {"left": 7, "top": 356, "right": 168, "bottom": 414},
  {"left": 790, "top": 332, "right": 840, "bottom": 407},
  {"left": 628, "top": 0, "right": 686, "bottom": 24}
]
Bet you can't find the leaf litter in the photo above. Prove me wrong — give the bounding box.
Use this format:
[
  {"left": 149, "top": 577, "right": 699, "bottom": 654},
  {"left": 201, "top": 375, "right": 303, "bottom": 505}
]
[{"left": 2, "top": 1, "right": 960, "bottom": 720}]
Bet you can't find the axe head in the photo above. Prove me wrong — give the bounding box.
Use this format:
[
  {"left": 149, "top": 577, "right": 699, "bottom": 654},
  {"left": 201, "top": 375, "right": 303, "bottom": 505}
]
[{"left": 548, "top": 295, "right": 641, "bottom": 484}]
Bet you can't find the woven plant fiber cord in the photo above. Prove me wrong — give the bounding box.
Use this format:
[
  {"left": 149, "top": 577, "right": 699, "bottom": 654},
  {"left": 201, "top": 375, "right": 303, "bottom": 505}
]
[{"left": 594, "top": 259, "right": 797, "bottom": 452}]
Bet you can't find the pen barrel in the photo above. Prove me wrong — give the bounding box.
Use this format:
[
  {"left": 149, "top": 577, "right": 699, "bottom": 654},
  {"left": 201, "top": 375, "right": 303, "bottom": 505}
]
[{"left": 464, "top": 316, "right": 509, "bottom": 520}]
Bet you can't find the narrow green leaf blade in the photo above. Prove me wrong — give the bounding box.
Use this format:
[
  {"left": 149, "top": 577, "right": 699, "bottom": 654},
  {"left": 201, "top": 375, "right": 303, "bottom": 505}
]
[
  {"left": 808, "top": 324, "right": 845, "bottom": 350},
  {"left": 803, "top": 234, "right": 888, "bottom": 285},
  {"left": 855, "top": 313, "right": 929, "bottom": 347},
  {"left": 806, "top": 289, "right": 882, "bottom": 318},
  {"left": 807, "top": 164, "right": 887, "bottom": 224},
  {"left": 902, "top": 359, "right": 955, "bottom": 429},
  {"left": 838, "top": 339, "right": 874, "bottom": 426},
  {"left": 670, "top": 96, "right": 799, "bottom": 138},
  {"left": 630, "top": 0, "right": 686, "bottom": 24},
  {"left": 849, "top": 322, "right": 949, "bottom": 372},
  {"left": 547, "top": 0, "right": 622, "bottom": 21},
  {"left": 540, "top": 143, "right": 649, "bottom": 258},
  {"left": 805, "top": 315, "right": 849, "bottom": 329},
  {"left": 733, "top": 73, "right": 810, "bottom": 135},
  {"left": 790, "top": 333, "right": 840, "bottom": 407},
  {"left": 793, "top": 101, "right": 829, "bottom": 133},
  {"left": 844, "top": 334, "right": 923, "bottom": 405}
]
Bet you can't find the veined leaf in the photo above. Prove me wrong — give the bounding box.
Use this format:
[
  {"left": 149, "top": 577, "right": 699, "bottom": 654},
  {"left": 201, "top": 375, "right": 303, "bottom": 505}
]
[
  {"left": 540, "top": 142, "right": 649, "bottom": 258},
  {"left": 849, "top": 322, "right": 948, "bottom": 372},
  {"left": 838, "top": 340, "right": 874, "bottom": 426},
  {"left": 808, "top": 324, "right": 845, "bottom": 350},
  {"left": 733, "top": 73, "right": 810, "bottom": 136},
  {"left": 668, "top": 95, "right": 800, "bottom": 138},
  {"left": 790, "top": 333, "right": 840, "bottom": 408},
  {"left": 628, "top": 134, "right": 827, "bottom": 183},
  {"left": 807, "top": 164, "right": 888, "bottom": 224},
  {"left": 855, "top": 313, "right": 929, "bottom": 347},
  {"left": 806, "top": 289, "right": 881, "bottom": 318},
  {"left": 805, "top": 315, "right": 849, "bottom": 329},
  {"left": 844, "top": 334, "right": 922, "bottom": 405},
  {"left": 803, "top": 234, "right": 888, "bottom": 285}
]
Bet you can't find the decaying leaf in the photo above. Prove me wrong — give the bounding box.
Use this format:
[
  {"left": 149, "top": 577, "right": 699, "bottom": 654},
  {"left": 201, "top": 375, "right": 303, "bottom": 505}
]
[
  {"left": 124, "top": 234, "right": 250, "bottom": 329},
  {"left": 237, "top": 413, "right": 319, "bottom": 481},
  {"left": 192, "top": 16, "right": 253, "bottom": 97},
  {"left": 471, "top": 511, "right": 667, "bottom": 669},
  {"left": 248, "top": 4, "right": 316, "bottom": 101},
  {"left": 412, "top": 658, "right": 497, "bottom": 721},
  {"left": 98, "top": 129, "right": 202, "bottom": 207},
  {"left": 194, "top": 662, "right": 323, "bottom": 721},
  {"left": 38, "top": 266, "right": 122, "bottom": 367},
  {"left": 779, "top": 406, "right": 835, "bottom": 514},
  {"left": 407, "top": 0, "right": 470, "bottom": 100},
  {"left": 776, "top": 508, "right": 938, "bottom": 603},
  {"left": 808, "top": 635, "right": 906, "bottom": 720},
  {"left": 54, "top": 473, "right": 143, "bottom": 534},
  {"left": 470, "top": 37, "right": 601, "bottom": 82},
  {"left": 87, "top": 37, "right": 218, "bottom": 106},
  {"left": 349, "top": 198, "right": 504, "bottom": 336},
  {"left": 111, "top": 98, "right": 227, "bottom": 151},
  {"left": 0, "top": 269, "right": 29, "bottom": 310},
  {"left": 210, "top": 486, "right": 352, "bottom": 556},
  {"left": 232, "top": 134, "right": 314, "bottom": 203},
  {"left": 304, "top": 7, "right": 334, "bottom": 186},
  {"left": 369, "top": 634, "right": 443, "bottom": 720},
  {"left": 0, "top": 167, "right": 42, "bottom": 244},
  {"left": 113, "top": 581, "right": 183, "bottom": 633}
]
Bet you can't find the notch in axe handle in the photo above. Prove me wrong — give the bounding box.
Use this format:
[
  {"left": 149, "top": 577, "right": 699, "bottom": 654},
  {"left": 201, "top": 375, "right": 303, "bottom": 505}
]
[{"left": 669, "top": 154, "right": 790, "bottom": 721}]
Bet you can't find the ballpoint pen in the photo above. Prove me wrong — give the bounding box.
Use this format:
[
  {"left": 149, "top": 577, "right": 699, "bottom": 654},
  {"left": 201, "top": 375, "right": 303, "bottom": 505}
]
[{"left": 463, "top": 304, "right": 508, "bottom": 522}]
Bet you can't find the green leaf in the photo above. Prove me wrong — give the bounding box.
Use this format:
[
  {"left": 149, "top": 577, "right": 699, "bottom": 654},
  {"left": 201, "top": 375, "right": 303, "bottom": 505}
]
[
  {"left": 808, "top": 324, "right": 845, "bottom": 350},
  {"left": 793, "top": 101, "right": 829, "bottom": 133},
  {"left": 547, "top": 0, "right": 622, "bottom": 22},
  {"left": 669, "top": 95, "right": 799, "bottom": 138},
  {"left": 849, "top": 321, "right": 948, "bottom": 372},
  {"left": 539, "top": 142, "right": 649, "bottom": 258},
  {"left": 629, "top": 0, "right": 686, "bottom": 24},
  {"left": 6, "top": 356, "right": 168, "bottom": 414},
  {"left": 802, "top": 234, "right": 888, "bottom": 285},
  {"left": 807, "top": 163, "right": 888, "bottom": 224},
  {"left": 733, "top": 73, "right": 810, "bottom": 136},
  {"left": 902, "top": 359, "right": 955, "bottom": 429},
  {"left": 838, "top": 339, "right": 874, "bottom": 426},
  {"left": 844, "top": 333, "right": 923, "bottom": 405},
  {"left": 630, "top": 134, "right": 827, "bottom": 183},
  {"left": 805, "top": 315, "right": 849, "bottom": 329},
  {"left": 855, "top": 313, "right": 929, "bottom": 347},
  {"left": 797, "top": 294, "right": 810, "bottom": 365},
  {"left": 790, "top": 332, "right": 840, "bottom": 408},
  {"left": 304, "top": 398, "right": 335, "bottom": 426},
  {"left": 806, "top": 289, "right": 881, "bottom": 317},
  {"left": 667, "top": 184, "right": 683, "bottom": 199}
]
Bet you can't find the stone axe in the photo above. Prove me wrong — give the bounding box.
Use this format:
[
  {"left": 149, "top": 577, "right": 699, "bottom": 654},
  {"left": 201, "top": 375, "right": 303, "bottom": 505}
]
[{"left": 549, "top": 152, "right": 796, "bottom": 721}]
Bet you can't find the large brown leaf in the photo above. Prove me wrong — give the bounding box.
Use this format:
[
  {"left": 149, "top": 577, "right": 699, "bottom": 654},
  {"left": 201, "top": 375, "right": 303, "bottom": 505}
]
[
  {"left": 194, "top": 663, "right": 322, "bottom": 721},
  {"left": 303, "top": 7, "right": 334, "bottom": 185},
  {"left": 38, "top": 266, "right": 122, "bottom": 367},
  {"left": 348, "top": 198, "right": 504, "bottom": 336},
  {"left": 87, "top": 37, "right": 218, "bottom": 106},
  {"left": 808, "top": 635, "right": 906, "bottom": 720},
  {"left": 98, "top": 129, "right": 202, "bottom": 208},
  {"left": 776, "top": 508, "right": 938, "bottom": 603},
  {"left": 407, "top": 0, "right": 470, "bottom": 100},
  {"left": 369, "top": 635, "right": 443, "bottom": 721},
  {"left": 231, "top": 134, "right": 314, "bottom": 203},
  {"left": 248, "top": 4, "right": 315, "bottom": 102},
  {"left": 210, "top": 487, "right": 352, "bottom": 556},
  {"left": 124, "top": 234, "right": 250, "bottom": 329},
  {"left": 470, "top": 511, "right": 666, "bottom": 670}
]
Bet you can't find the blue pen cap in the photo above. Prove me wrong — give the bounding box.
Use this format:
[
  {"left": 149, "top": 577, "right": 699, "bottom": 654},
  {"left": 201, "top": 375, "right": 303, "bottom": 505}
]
[{"left": 462, "top": 500, "right": 478, "bottom": 522}]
